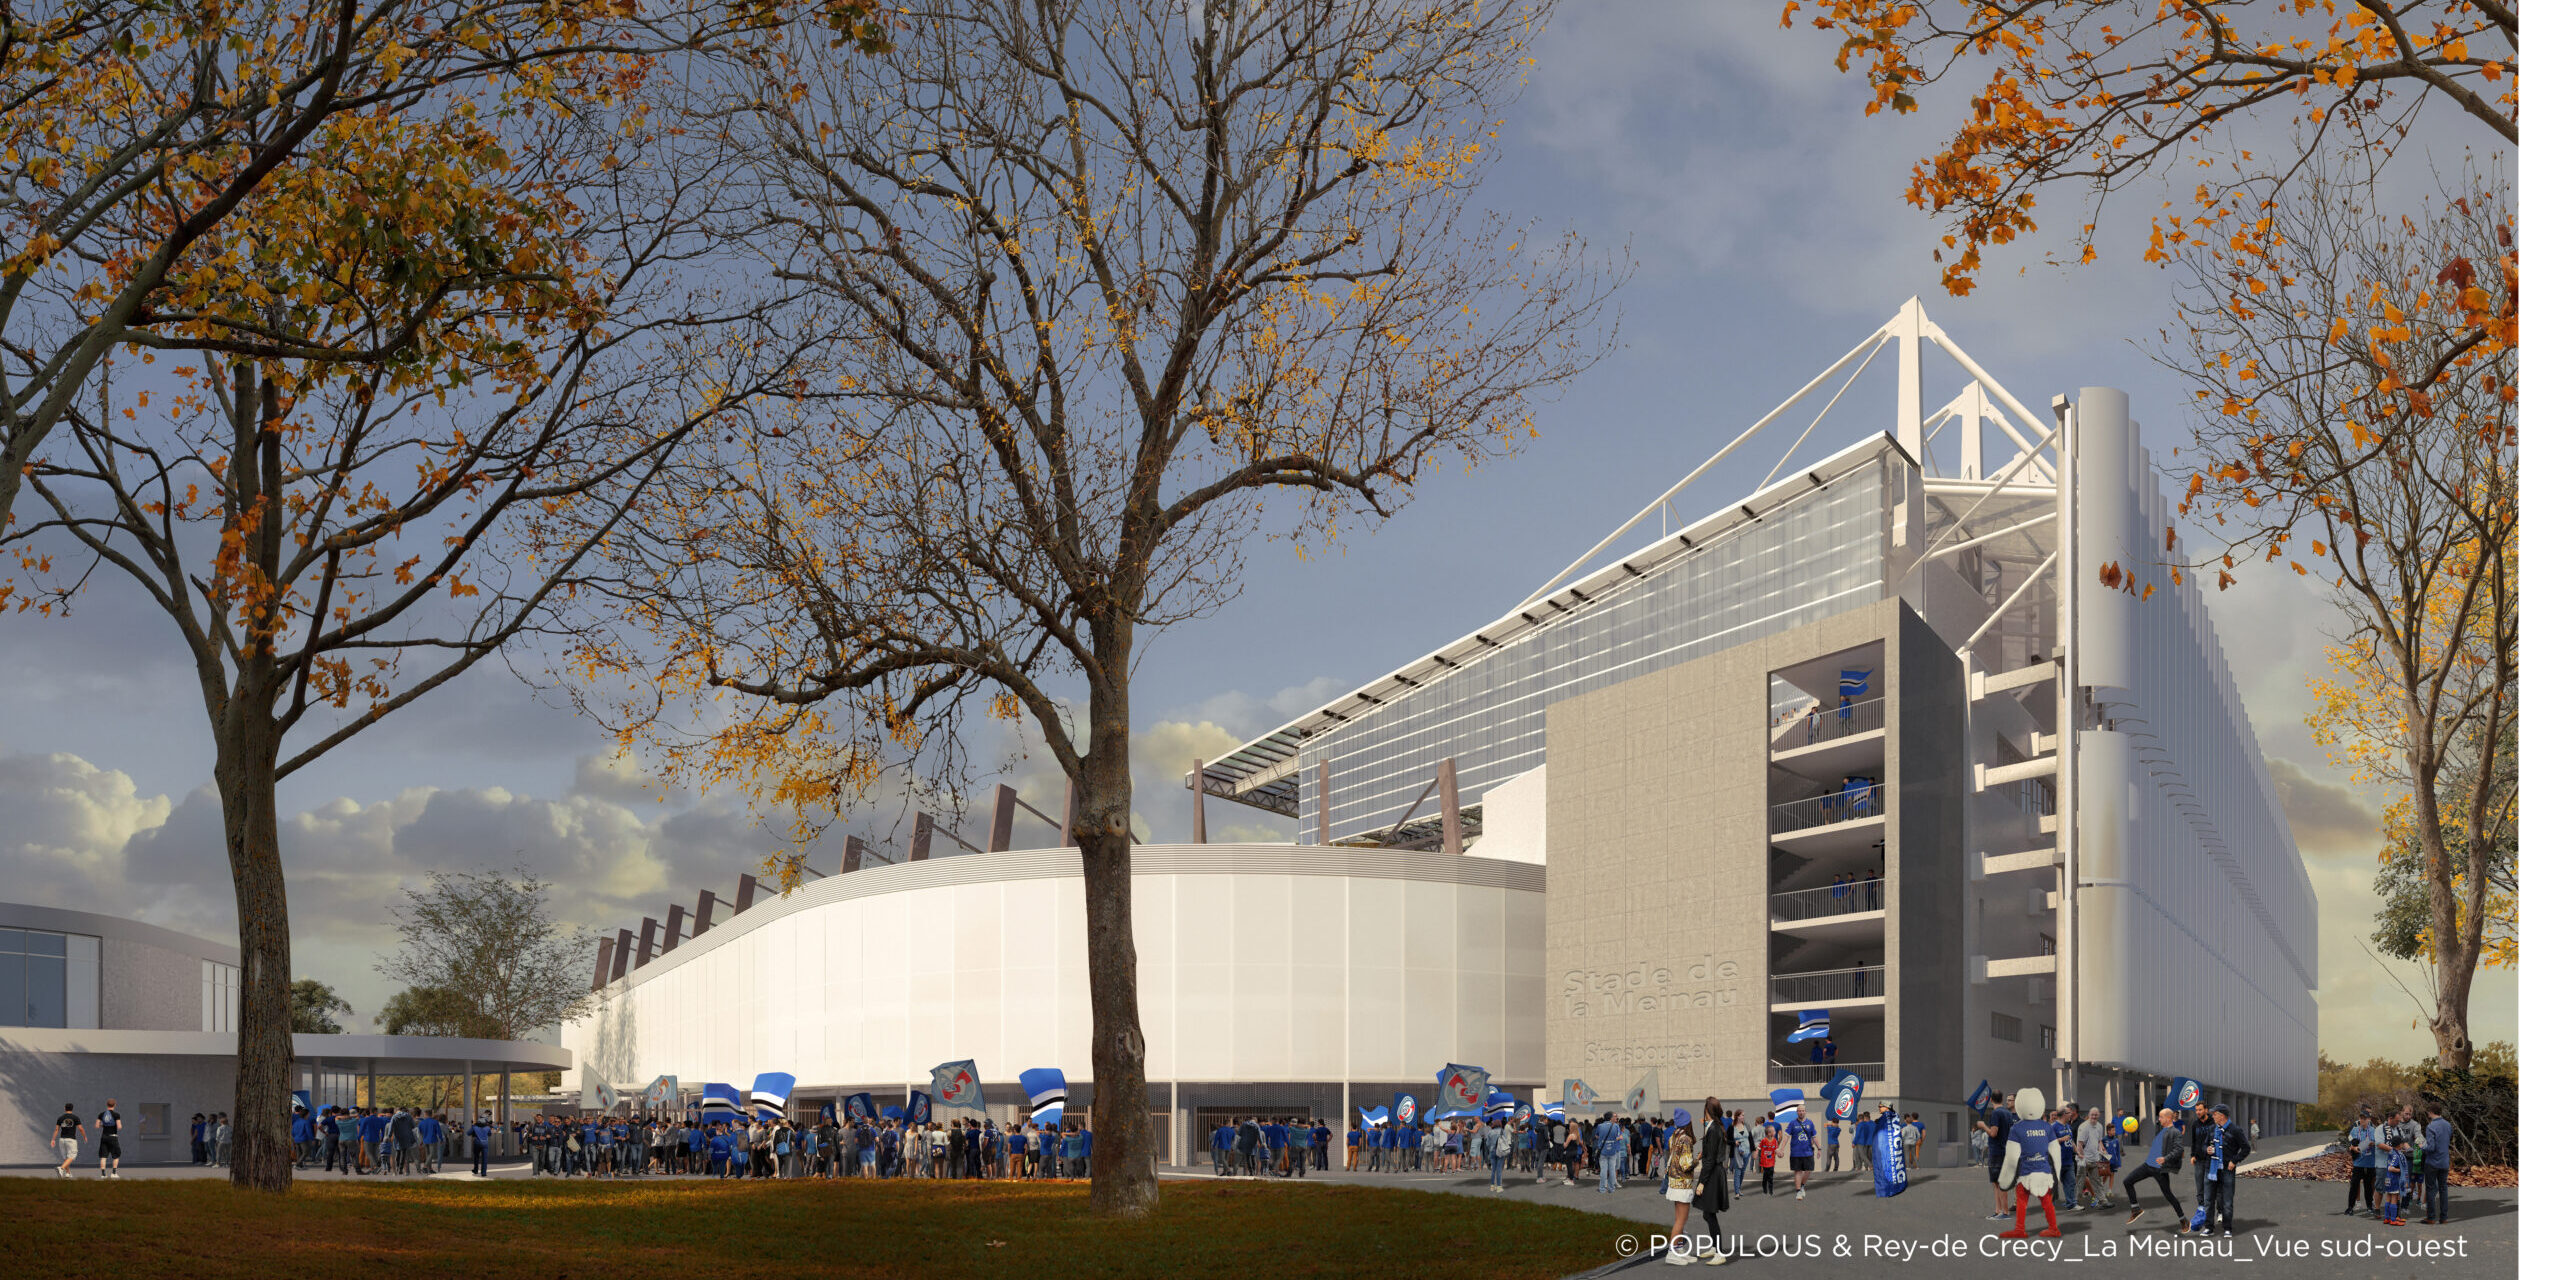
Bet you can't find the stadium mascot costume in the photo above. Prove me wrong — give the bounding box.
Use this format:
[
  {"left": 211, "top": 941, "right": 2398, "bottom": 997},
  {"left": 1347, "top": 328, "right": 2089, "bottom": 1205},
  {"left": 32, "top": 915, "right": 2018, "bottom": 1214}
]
[{"left": 1996, "top": 1087, "right": 2064, "bottom": 1239}]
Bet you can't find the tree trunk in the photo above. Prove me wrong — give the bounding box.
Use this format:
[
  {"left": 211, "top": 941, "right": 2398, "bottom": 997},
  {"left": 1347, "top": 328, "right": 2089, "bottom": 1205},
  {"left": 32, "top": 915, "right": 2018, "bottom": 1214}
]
[
  {"left": 1073, "top": 652, "right": 1159, "bottom": 1217},
  {"left": 216, "top": 714, "right": 297, "bottom": 1191},
  {"left": 2414, "top": 776, "right": 2477, "bottom": 1074}
]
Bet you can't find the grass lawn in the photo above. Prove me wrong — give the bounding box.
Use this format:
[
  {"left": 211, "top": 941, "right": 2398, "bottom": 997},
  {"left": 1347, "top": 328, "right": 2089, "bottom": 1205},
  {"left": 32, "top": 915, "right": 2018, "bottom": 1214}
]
[{"left": 1, "top": 1177, "right": 1624, "bottom": 1279}]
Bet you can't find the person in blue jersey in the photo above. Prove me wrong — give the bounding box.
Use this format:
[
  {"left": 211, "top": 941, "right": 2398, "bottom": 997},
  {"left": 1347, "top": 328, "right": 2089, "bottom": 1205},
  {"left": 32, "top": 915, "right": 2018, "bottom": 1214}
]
[
  {"left": 2052, "top": 1102, "right": 2079, "bottom": 1210},
  {"left": 2121, "top": 1107, "right": 2184, "bottom": 1228},
  {"left": 2378, "top": 1132, "right": 2411, "bottom": 1226},
  {"left": 1995, "top": 1087, "right": 2064, "bottom": 1238},
  {"left": 356, "top": 1106, "right": 387, "bottom": 1174},
  {"left": 1822, "top": 1112, "right": 1842, "bottom": 1173},
  {"left": 1591, "top": 1112, "right": 1623, "bottom": 1193},
  {"left": 2418, "top": 1102, "right": 2454, "bottom": 1225},
  {"left": 418, "top": 1109, "right": 443, "bottom": 1174},
  {"left": 1852, "top": 1110, "right": 1876, "bottom": 1174},
  {"left": 1786, "top": 1109, "right": 1818, "bottom": 1199}
]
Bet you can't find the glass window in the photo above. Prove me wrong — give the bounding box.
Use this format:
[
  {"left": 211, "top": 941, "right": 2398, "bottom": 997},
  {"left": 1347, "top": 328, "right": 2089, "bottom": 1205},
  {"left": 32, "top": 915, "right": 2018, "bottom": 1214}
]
[
  {"left": 24, "top": 955, "right": 65, "bottom": 1026},
  {"left": 0, "top": 953, "right": 20, "bottom": 1027},
  {"left": 19, "top": 930, "right": 65, "bottom": 957},
  {"left": 0, "top": 928, "right": 22, "bottom": 952}
]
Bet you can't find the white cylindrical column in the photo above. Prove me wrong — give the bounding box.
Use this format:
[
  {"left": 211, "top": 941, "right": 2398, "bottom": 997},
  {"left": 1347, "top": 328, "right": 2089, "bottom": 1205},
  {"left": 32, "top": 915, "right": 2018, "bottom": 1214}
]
[{"left": 2071, "top": 387, "right": 2139, "bottom": 700}]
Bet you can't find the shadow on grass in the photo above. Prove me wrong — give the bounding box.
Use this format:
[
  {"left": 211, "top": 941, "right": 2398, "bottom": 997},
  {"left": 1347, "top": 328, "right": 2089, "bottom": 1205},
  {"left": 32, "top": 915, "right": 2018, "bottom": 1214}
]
[{"left": 0, "top": 1176, "right": 1635, "bottom": 1279}]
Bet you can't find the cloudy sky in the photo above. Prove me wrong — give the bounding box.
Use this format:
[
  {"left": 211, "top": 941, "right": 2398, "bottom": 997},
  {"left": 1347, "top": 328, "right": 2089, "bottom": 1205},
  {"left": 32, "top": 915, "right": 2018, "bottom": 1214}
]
[{"left": 0, "top": 4, "right": 2508, "bottom": 1064}]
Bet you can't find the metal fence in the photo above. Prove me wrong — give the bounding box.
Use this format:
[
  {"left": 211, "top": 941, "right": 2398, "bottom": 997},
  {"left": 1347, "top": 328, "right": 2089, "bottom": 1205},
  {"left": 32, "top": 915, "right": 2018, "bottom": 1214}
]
[
  {"left": 1769, "top": 782, "right": 1888, "bottom": 834},
  {"left": 1769, "top": 693, "right": 1888, "bottom": 752},
  {"left": 1770, "top": 965, "right": 1887, "bottom": 1005},
  {"left": 1770, "top": 878, "right": 1886, "bottom": 921}
]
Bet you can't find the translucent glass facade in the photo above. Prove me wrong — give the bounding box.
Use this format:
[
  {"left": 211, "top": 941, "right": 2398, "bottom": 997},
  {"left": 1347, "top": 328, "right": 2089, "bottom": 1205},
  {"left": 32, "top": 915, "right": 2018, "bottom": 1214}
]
[{"left": 1300, "top": 456, "right": 1898, "bottom": 840}]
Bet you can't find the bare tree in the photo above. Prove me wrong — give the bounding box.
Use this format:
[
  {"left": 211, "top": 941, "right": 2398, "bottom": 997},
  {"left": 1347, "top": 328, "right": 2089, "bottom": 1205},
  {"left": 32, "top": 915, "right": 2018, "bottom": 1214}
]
[
  {"left": 377, "top": 868, "right": 597, "bottom": 1040},
  {"left": 2164, "top": 160, "right": 2515, "bottom": 1072},
  {"left": 2, "top": 101, "right": 821, "bottom": 1188},
  {"left": 587, "top": 0, "right": 1617, "bottom": 1216}
]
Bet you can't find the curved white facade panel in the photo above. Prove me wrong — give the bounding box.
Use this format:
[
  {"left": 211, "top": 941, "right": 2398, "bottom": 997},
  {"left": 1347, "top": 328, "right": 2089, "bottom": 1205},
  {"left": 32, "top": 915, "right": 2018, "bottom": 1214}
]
[{"left": 567, "top": 845, "right": 1544, "bottom": 1092}]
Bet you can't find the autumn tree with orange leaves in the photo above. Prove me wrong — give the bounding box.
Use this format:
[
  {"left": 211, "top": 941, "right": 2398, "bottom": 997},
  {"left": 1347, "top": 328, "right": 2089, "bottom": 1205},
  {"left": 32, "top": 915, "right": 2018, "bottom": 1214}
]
[
  {"left": 0, "top": 65, "right": 837, "bottom": 1189},
  {"left": 2164, "top": 164, "right": 2514, "bottom": 1072},
  {"left": 583, "top": 0, "right": 1618, "bottom": 1218},
  {"left": 1781, "top": 0, "right": 2516, "bottom": 293},
  {"left": 0, "top": 0, "right": 885, "bottom": 538}
]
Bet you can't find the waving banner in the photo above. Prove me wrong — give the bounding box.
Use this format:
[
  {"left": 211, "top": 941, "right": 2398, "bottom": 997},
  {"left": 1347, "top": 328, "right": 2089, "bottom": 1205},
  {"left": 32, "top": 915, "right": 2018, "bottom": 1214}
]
[
  {"left": 642, "top": 1075, "right": 681, "bottom": 1111},
  {"left": 1966, "top": 1079, "right": 1992, "bottom": 1113},
  {"left": 2166, "top": 1077, "right": 2207, "bottom": 1115},
  {"left": 1562, "top": 1078, "right": 1599, "bottom": 1110},
  {"left": 1021, "top": 1067, "right": 1068, "bottom": 1111},
  {"left": 291, "top": 1090, "right": 312, "bottom": 1115},
  {"left": 1392, "top": 1093, "right": 1420, "bottom": 1125},
  {"left": 700, "top": 1083, "right": 740, "bottom": 1118},
  {"left": 1358, "top": 1106, "right": 1389, "bottom": 1128},
  {"left": 1787, "top": 1010, "right": 1831, "bottom": 1043},
  {"left": 1872, "top": 1105, "right": 1908, "bottom": 1198},
  {"left": 749, "top": 1072, "right": 795, "bottom": 1119},
  {"left": 1821, "top": 1069, "right": 1865, "bottom": 1123},
  {"left": 1769, "top": 1088, "right": 1804, "bottom": 1122},
  {"left": 845, "top": 1092, "right": 877, "bottom": 1120},
  {"left": 1484, "top": 1092, "right": 1518, "bottom": 1123},
  {"left": 1435, "top": 1063, "right": 1489, "bottom": 1114},
  {"left": 932, "top": 1059, "right": 986, "bottom": 1114},
  {"left": 907, "top": 1089, "right": 934, "bottom": 1124},
  {"left": 1624, "top": 1068, "right": 1662, "bottom": 1117}
]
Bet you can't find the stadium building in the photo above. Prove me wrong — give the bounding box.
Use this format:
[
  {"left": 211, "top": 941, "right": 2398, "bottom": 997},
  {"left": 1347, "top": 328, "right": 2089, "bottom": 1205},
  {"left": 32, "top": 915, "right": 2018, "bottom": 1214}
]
[{"left": 565, "top": 301, "right": 2316, "bottom": 1161}]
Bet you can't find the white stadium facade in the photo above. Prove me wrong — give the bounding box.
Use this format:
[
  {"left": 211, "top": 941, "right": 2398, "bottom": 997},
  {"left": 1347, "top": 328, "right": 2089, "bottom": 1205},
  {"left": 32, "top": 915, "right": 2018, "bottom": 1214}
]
[{"left": 565, "top": 300, "right": 2317, "bottom": 1164}]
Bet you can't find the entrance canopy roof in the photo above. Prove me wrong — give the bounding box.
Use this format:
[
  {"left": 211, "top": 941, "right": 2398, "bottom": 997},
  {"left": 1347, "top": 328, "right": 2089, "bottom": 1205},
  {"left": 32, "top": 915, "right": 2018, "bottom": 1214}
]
[{"left": 1, "top": 1027, "right": 570, "bottom": 1076}]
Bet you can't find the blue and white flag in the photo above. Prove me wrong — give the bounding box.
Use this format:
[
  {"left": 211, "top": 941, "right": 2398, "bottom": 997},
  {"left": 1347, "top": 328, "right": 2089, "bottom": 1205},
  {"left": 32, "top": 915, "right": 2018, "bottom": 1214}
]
[
  {"left": 880, "top": 1104, "right": 906, "bottom": 1121},
  {"left": 1966, "top": 1079, "right": 1992, "bottom": 1113},
  {"left": 1872, "top": 1106, "right": 1908, "bottom": 1197},
  {"left": 1030, "top": 1099, "right": 1064, "bottom": 1129},
  {"left": 750, "top": 1072, "right": 795, "bottom": 1119},
  {"left": 1435, "top": 1063, "right": 1490, "bottom": 1114},
  {"left": 1821, "top": 1070, "right": 1865, "bottom": 1122},
  {"left": 1020, "top": 1067, "right": 1069, "bottom": 1112},
  {"left": 1539, "top": 1102, "right": 1566, "bottom": 1120},
  {"left": 1770, "top": 1088, "right": 1805, "bottom": 1121},
  {"left": 819, "top": 1101, "right": 837, "bottom": 1123},
  {"left": 845, "top": 1092, "right": 876, "bottom": 1120},
  {"left": 2166, "top": 1077, "right": 2207, "bottom": 1114},
  {"left": 1562, "top": 1078, "right": 1598, "bottom": 1109},
  {"left": 291, "top": 1089, "right": 312, "bottom": 1115},
  {"left": 642, "top": 1074, "right": 681, "bottom": 1111},
  {"left": 1392, "top": 1093, "right": 1420, "bottom": 1125},
  {"left": 1358, "top": 1106, "right": 1389, "bottom": 1128},
  {"left": 598, "top": 1081, "right": 623, "bottom": 1112},
  {"left": 700, "top": 1083, "right": 741, "bottom": 1118},
  {"left": 908, "top": 1089, "right": 934, "bottom": 1124},
  {"left": 931, "top": 1059, "right": 985, "bottom": 1114},
  {"left": 1788, "top": 1010, "right": 1831, "bottom": 1043},
  {"left": 1839, "top": 667, "right": 1872, "bottom": 703},
  {"left": 1484, "top": 1091, "right": 1518, "bottom": 1123}
]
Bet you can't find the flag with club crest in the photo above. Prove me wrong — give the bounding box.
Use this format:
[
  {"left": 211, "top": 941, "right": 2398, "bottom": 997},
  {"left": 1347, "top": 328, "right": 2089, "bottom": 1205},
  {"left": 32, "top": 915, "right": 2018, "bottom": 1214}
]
[
  {"left": 845, "top": 1092, "right": 876, "bottom": 1121},
  {"left": 1562, "top": 1078, "right": 1599, "bottom": 1110},
  {"left": 2166, "top": 1077, "right": 2207, "bottom": 1115},
  {"left": 750, "top": 1072, "right": 794, "bottom": 1119},
  {"left": 907, "top": 1089, "right": 934, "bottom": 1124},
  {"left": 1872, "top": 1104, "right": 1908, "bottom": 1197},
  {"left": 1967, "top": 1080, "right": 1992, "bottom": 1113},
  {"left": 1624, "top": 1067, "right": 1662, "bottom": 1117},
  {"left": 1392, "top": 1093, "right": 1420, "bottom": 1125},
  {"left": 642, "top": 1074, "right": 681, "bottom": 1111},
  {"left": 1787, "top": 1010, "right": 1831, "bottom": 1043},
  {"left": 1435, "top": 1063, "right": 1489, "bottom": 1114},
  {"left": 1821, "top": 1069, "right": 1865, "bottom": 1123},
  {"left": 932, "top": 1059, "right": 986, "bottom": 1114}
]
